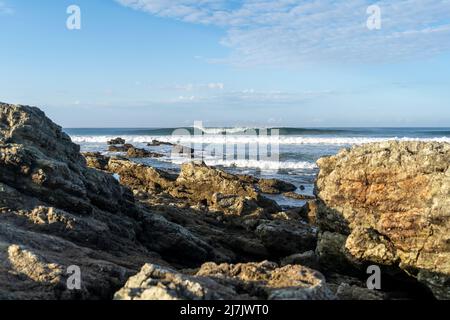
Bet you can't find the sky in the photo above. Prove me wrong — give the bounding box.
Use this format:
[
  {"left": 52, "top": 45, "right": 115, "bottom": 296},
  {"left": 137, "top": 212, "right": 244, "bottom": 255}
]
[{"left": 0, "top": 0, "right": 450, "bottom": 127}]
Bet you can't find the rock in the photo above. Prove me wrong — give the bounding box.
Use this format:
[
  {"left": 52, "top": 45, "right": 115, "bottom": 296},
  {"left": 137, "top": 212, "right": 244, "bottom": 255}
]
[
  {"left": 107, "top": 137, "right": 125, "bottom": 145},
  {"left": 283, "top": 192, "right": 315, "bottom": 200},
  {"left": 147, "top": 140, "right": 173, "bottom": 147},
  {"left": 336, "top": 283, "right": 386, "bottom": 300},
  {"left": 86, "top": 157, "right": 320, "bottom": 263},
  {"left": 281, "top": 251, "right": 320, "bottom": 270},
  {"left": 108, "top": 143, "right": 133, "bottom": 152},
  {"left": 315, "top": 141, "right": 450, "bottom": 299},
  {"left": 0, "top": 103, "right": 221, "bottom": 299},
  {"left": 258, "top": 178, "right": 296, "bottom": 194},
  {"left": 82, "top": 152, "right": 109, "bottom": 171},
  {"left": 114, "top": 261, "right": 335, "bottom": 300},
  {"left": 173, "top": 162, "right": 281, "bottom": 215},
  {"left": 172, "top": 144, "right": 194, "bottom": 158},
  {"left": 256, "top": 220, "right": 317, "bottom": 257},
  {"left": 316, "top": 231, "right": 357, "bottom": 273},
  {"left": 210, "top": 193, "right": 260, "bottom": 216},
  {"left": 107, "top": 158, "right": 177, "bottom": 193},
  {"left": 126, "top": 146, "right": 164, "bottom": 158}
]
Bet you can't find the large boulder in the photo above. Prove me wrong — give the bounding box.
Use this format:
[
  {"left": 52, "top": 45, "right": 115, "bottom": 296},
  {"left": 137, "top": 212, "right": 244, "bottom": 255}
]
[
  {"left": 315, "top": 141, "right": 450, "bottom": 299},
  {"left": 114, "top": 261, "right": 335, "bottom": 300},
  {"left": 173, "top": 162, "right": 281, "bottom": 214}
]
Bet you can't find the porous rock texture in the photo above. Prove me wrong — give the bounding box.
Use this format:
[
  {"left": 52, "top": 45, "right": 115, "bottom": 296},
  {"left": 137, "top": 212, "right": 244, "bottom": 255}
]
[
  {"left": 315, "top": 141, "right": 450, "bottom": 299},
  {"left": 114, "top": 261, "right": 335, "bottom": 300},
  {"left": 0, "top": 103, "right": 216, "bottom": 299}
]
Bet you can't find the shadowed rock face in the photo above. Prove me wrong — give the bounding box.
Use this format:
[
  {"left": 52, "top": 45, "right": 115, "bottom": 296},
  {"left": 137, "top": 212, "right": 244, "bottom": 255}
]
[
  {"left": 114, "top": 261, "right": 336, "bottom": 300},
  {"left": 315, "top": 141, "right": 450, "bottom": 299},
  {"left": 0, "top": 103, "right": 220, "bottom": 299}
]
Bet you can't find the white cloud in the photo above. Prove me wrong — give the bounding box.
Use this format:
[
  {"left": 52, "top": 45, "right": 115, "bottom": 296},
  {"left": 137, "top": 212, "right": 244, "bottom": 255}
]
[
  {"left": 116, "top": 0, "right": 450, "bottom": 66},
  {"left": 161, "top": 82, "right": 225, "bottom": 91},
  {"left": 207, "top": 82, "right": 224, "bottom": 89},
  {"left": 165, "top": 88, "right": 333, "bottom": 105}
]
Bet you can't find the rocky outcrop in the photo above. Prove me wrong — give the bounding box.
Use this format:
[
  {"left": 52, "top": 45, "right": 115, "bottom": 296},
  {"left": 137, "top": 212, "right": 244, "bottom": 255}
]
[
  {"left": 108, "top": 137, "right": 125, "bottom": 145},
  {"left": 257, "top": 178, "right": 296, "bottom": 194},
  {"left": 173, "top": 162, "right": 281, "bottom": 215},
  {"left": 108, "top": 143, "right": 133, "bottom": 152},
  {"left": 147, "top": 140, "right": 173, "bottom": 147},
  {"left": 0, "top": 103, "right": 222, "bottom": 299},
  {"left": 114, "top": 261, "right": 335, "bottom": 300},
  {"left": 93, "top": 157, "right": 281, "bottom": 216},
  {"left": 315, "top": 141, "right": 450, "bottom": 299},
  {"left": 126, "top": 146, "right": 163, "bottom": 158},
  {"left": 81, "top": 154, "right": 319, "bottom": 260}
]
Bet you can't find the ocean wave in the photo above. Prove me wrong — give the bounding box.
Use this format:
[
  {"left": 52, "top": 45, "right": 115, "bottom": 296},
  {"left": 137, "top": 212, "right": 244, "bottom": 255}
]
[
  {"left": 70, "top": 135, "right": 450, "bottom": 145},
  {"left": 164, "top": 157, "right": 318, "bottom": 170}
]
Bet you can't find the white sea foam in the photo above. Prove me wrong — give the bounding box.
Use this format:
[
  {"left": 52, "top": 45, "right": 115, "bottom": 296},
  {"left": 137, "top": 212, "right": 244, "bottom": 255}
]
[
  {"left": 70, "top": 135, "right": 450, "bottom": 145},
  {"left": 164, "top": 157, "right": 318, "bottom": 170}
]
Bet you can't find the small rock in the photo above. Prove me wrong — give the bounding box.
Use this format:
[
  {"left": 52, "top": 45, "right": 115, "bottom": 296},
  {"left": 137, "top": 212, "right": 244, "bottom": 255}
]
[
  {"left": 107, "top": 137, "right": 126, "bottom": 145},
  {"left": 258, "top": 178, "right": 297, "bottom": 194},
  {"left": 126, "top": 146, "right": 164, "bottom": 158}
]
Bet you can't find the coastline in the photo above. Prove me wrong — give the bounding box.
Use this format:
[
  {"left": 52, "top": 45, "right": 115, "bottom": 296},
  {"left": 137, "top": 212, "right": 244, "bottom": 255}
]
[{"left": 1, "top": 102, "right": 449, "bottom": 300}]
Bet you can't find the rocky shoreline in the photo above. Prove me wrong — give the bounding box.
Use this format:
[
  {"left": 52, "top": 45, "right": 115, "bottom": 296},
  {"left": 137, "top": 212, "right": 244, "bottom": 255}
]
[{"left": 0, "top": 102, "right": 448, "bottom": 300}]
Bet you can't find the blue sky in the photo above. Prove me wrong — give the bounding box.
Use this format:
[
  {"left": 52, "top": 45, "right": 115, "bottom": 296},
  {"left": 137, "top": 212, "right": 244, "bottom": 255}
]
[{"left": 0, "top": 0, "right": 450, "bottom": 127}]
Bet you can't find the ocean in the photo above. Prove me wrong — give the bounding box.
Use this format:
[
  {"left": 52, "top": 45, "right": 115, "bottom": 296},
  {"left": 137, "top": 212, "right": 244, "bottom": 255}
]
[{"left": 66, "top": 127, "right": 450, "bottom": 207}]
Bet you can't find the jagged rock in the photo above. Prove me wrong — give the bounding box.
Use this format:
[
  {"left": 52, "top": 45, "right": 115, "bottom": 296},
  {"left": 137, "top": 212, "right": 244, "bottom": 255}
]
[
  {"left": 210, "top": 193, "right": 260, "bottom": 216},
  {"left": 114, "top": 261, "right": 335, "bottom": 300},
  {"left": 108, "top": 143, "right": 133, "bottom": 152},
  {"left": 147, "top": 140, "right": 173, "bottom": 147},
  {"left": 107, "top": 158, "right": 177, "bottom": 193},
  {"left": 174, "top": 162, "right": 280, "bottom": 214},
  {"left": 315, "top": 141, "right": 450, "bottom": 299},
  {"left": 283, "top": 192, "right": 315, "bottom": 200},
  {"left": 256, "top": 220, "right": 317, "bottom": 257},
  {"left": 106, "top": 160, "right": 281, "bottom": 216},
  {"left": 107, "top": 137, "right": 125, "bottom": 145},
  {"left": 82, "top": 152, "right": 109, "bottom": 171},
  {"left": 257, "top": 178, "right": 296, "bottom": 194},
  {"left": 126, "top": 146, "right": 164, "bottom": 158},
  {"left": 0, "top": 103, "right": 221, "bottom": 299}
]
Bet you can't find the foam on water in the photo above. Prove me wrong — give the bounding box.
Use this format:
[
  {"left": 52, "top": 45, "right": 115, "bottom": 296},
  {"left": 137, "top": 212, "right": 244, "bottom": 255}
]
[
  {"left": 70, "top": 135, "right": 450, "bottom": 145},
  {"left": 164, "top": 156, "right": 318, "bottom": 170}
]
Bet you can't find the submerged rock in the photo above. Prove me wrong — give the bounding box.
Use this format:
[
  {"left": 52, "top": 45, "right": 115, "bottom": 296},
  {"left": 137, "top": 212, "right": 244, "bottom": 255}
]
[
  {"left": 315, "top": 141, "right": 450, "bottom": 299},
  {"left": 114, "top": 261, "right": 335, "bottom": 300}
]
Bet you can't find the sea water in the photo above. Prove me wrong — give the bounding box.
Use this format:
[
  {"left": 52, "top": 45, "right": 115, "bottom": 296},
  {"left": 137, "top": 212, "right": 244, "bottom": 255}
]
[{"left": 66, "top": 127, "right": 450, "bottom": 207}]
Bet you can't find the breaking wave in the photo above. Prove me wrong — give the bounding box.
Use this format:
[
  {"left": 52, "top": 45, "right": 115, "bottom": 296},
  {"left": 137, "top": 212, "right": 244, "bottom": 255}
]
[{"left": 70, "top": 135, "right": 450, "bottom": 145}]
